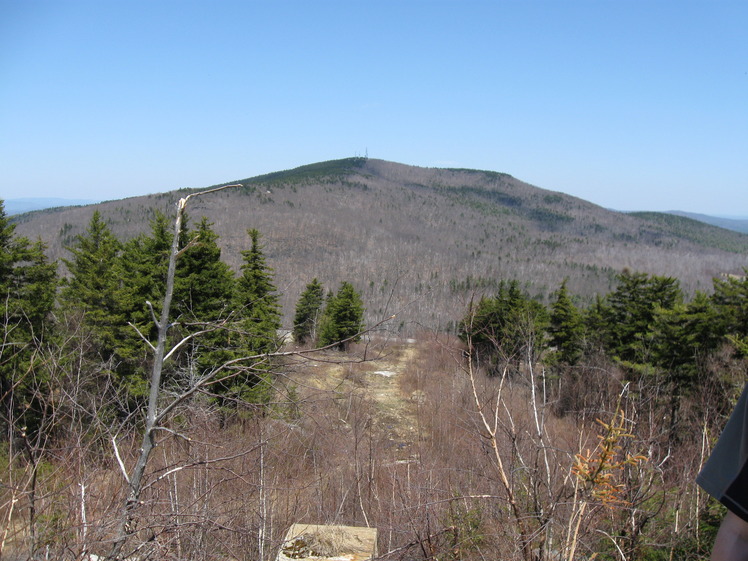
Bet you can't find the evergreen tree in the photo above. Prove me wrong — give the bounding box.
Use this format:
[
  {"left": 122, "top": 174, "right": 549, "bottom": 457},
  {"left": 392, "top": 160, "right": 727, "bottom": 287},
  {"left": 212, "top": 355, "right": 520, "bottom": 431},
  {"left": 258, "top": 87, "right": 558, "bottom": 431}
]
[
  {"left": 318, "top": 281, "right": 365, "bottom": 350},
  {"left": 649, "top": 291, "right": 723, "bottom": 392},
  {"left": 459, "top": 295, "right": 501, "bottom": 359},
  {"left": 227, "top": 228, "right": 282, "bottom": 403},
  {"left": 547, "top": 279, "right": 584, "bottom": 365},
  {"left": 116, "top": 212, "right": 172, "bottom": 327},
  {"left": 498, "top": 280, "right": 547, "bottom": 364},
  {"left": 582, "top": 294, "right": 608, "bottom": 354},
  {"left": 0, "top": 203, "right": 14, "bottom": 283},
  {"left": 603, "top": 270, "right": 682, "bottom": 365},
  {"left": 235, "top": 228, "right": 281, "bottom": 353},
  {"left": 459, "top": 280, "right": 548, "bottom": 372},
  {"left": 173, "top": 216, "right": 235, "bottom": 323},
  {"left": 647, "top": 290, "right": 724, "bottom": 442},
  {"left": 1, "top": 236, "right": 56, "bottom": 326},
  {"left": 61, "top": 211, "right": 123, "bottom": 362},
  {"left": 172, "top": 217, "right": 235, "bottom": 377},
  {"left": 13, "top": 239, "right": 58, "bottom": 337},
  {"left": 0, "top": 201, "right": 58, "bottom": 437},
  {"left": 293, "top": 278, "right": 325, "bottom": 345},
  {"left": 712, "top": 270, "right": 748, "bottom": 342},
  {"left": 112, "top": 211, "right": 174, "bottom": 400}
]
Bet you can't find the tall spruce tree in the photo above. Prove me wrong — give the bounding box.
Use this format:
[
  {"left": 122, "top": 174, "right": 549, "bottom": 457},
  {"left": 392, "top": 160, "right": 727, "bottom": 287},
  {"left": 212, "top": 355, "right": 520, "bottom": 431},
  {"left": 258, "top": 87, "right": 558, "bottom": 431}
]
[
  {"left": 649, "top": 291, "right": 723, "bottom": 393},
  {"left": 235, "top": 229, "right": 281, "bottom": 352},
  {"left": 712, "top": 270, "right": 748, "bottom": 343},
  {"left": 548, "top": 279, "right": 584, "bottom": 365},
  {"left": 172, "top": 217, "right": 235, "bottom": 378},
  {"left": 459, "top": 280, "right": 547, "bottom": 372},
  {"left": 293, "top": 278, "right": 325, "bottom": 345},
  {"left": 173, "top": 216, "right": 234, "bottom": 323},
  {"left": 112, "top": 211, "right": 174, "bottom": 400},
  {"left": 61, "top": 211, "right": 123, "bottom": 363},
  {"left": 228, "top": 228, "right": 282, "bottom": 403},
  {"left": 0, "top": 201, "right": 58, "bottom": 437},
  {"left": 459, "top": 295, "right": 501, "bottom": 359},
  {"left": 318, "top": 281, "right": 365, "bottom": 350},
  {"left": 604, "top": 270, "right": 682, "bottom": 365},
  {"left": 582, "top": 294, "right": 609, "bottom": 354}
]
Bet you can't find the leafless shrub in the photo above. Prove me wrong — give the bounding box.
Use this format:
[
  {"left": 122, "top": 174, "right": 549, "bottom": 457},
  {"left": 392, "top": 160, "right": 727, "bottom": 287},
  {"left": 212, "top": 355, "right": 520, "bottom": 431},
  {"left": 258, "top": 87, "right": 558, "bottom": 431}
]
[{"left": 1, "top": 323, "right": 731, "bottom": 560}]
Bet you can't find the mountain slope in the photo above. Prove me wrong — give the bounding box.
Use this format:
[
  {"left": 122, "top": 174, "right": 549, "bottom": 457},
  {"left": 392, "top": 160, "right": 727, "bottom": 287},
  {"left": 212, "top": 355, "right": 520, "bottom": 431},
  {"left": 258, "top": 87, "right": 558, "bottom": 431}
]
[
  {"left": 12, "top": 158, "right": 748, "bottom": 332},
  {"left": 665, "top": 210, "right": 748, "bottom": 234}
]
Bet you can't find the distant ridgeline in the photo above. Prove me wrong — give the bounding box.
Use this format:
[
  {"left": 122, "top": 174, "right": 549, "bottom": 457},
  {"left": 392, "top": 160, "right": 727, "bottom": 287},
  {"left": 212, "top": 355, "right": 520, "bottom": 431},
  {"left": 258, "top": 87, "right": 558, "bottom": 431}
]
[
  {"left": 662, "top": 210, "right": 748, "bottom": 235},
  {"left": 5, "top": 197, "right": 99, "bottom": 215}
]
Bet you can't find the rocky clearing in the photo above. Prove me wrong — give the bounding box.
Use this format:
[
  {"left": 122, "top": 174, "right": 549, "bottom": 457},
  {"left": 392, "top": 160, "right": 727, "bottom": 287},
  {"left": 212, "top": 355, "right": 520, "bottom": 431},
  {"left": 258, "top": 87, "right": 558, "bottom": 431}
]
[{"left": 292, "top": 338, "right": 425, "bottom": 458}]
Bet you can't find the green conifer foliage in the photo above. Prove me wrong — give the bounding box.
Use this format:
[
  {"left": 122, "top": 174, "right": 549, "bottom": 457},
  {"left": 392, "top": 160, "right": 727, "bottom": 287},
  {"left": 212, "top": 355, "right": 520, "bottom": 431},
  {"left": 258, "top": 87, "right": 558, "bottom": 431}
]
[
  {"left": 61, "top": 211, "right": 123, "bottom": 362},
  {"left": 318, "top": 281, "right": 365, "bottom": 350},
  {"left": 112, "top": 211, "right": 174, "bottom": 400},
  {"left": 235, "top": 229, "right": 281, "bottom": 352},
  {"left": 548, "top": 279, "right": 584, "bottom": 365},
  {"left": 293, "top": 278, "right": 325, "bottom": 345},
  {"left": 459, "top": 295, "right": 501, "bottom": 357},
  {"left": 0, "top": 201, "right": 58, "bottom": 436},
  {"left": 582, "top": 295, "right": 609, "bottom": 354},
  {"left": 116, "top": 214, "right": 170, "bottom": 322},
  {"left": 459, "top": 280, "right": 548, "bottom": 373},
  {"left": 172, "top": 217, "right": 236, "bottom": 383},
  {"left": 649, "top": 292, "right": 723, "bottom": 392},
  {"left": 603, "top": 271, "right": 682, "bottom": 365},
  {"left": 227, "top": 228, "right": 282, "bottom": 403},
  {"left": 712, "top": 269, "right": 748, "bottom": 342},
  {"left": 173, "top": 217, "right": 235, "bottom": 323}
]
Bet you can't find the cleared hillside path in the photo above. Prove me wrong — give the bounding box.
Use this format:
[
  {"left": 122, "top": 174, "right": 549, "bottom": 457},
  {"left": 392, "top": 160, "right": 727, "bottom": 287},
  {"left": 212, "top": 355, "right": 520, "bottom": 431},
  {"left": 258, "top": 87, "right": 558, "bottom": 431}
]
[
  {"left": 360, "top": 340, "right": 422, "bottom": 454},
  {"left": 305, "top": 339, "right": 423, "bottom": 457}
]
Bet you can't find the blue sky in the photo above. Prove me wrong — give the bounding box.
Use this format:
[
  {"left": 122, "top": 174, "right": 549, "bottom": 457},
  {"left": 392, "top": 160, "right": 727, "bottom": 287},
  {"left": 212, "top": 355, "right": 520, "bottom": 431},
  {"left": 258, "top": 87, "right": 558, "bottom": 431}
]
[{"left": 1, "top": 1, "right": 746, "bottom": 215}]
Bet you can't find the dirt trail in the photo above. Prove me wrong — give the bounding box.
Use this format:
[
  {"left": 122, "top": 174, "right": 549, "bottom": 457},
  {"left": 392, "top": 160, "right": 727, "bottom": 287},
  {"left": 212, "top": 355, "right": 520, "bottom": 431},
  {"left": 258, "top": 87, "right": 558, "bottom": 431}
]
[
  {"left": 358, "top": 341, "right": 421, "bottom": 453},
  {"left": 303, "top": 339, "right": 423, "bottom": 456}
]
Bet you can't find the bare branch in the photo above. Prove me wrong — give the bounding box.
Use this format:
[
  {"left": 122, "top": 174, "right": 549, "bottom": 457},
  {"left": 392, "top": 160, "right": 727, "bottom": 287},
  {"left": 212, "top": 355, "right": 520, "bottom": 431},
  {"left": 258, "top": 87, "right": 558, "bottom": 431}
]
[
  {"left": 127, "top": 322, "right": 156, "bottom": 352},
  {"left": 146, "top": 300, "right": 158, "bottom": 326},
  {"left": 143, "top": 446, "right": 266, "bottom": 491},
  {"left": 174, "top": 235, "right": 200, "bottom": 259},
  {"left": 162, "top": 320, "right": 231, "bottom": 362},
  {"left": 112, "top": 437, "right": 130, "bottom": 485},
  {"left": 151, "top": 426, "right": 191, "bottom": 442},
  {"left": 182, "top": 183, "right": 243, "bottom": 204}
]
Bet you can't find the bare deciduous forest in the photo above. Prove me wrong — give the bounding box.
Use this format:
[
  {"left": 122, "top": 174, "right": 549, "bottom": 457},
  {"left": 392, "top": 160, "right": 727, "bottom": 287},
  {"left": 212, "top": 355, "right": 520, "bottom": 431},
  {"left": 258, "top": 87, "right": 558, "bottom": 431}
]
[{"left": 13, "top": 158, "right": 748, "bottom": 334}]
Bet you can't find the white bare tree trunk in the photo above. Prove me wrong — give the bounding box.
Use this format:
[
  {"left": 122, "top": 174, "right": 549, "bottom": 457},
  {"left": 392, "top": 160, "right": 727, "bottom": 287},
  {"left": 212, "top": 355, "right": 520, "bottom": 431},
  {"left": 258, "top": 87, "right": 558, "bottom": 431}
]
[{"left": 108, "top": 186, "right": 241, "bottom": 560}]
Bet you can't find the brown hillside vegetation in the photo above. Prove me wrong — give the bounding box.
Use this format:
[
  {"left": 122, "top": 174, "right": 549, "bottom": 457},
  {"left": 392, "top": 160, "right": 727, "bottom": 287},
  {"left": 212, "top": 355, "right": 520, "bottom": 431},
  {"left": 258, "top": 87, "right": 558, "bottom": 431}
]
[
  {"left": 0, "top": 334, "right": 724, "bottom": 560},
  {"left": 12, "top": 158, "right": 748, "bottom": 333}
]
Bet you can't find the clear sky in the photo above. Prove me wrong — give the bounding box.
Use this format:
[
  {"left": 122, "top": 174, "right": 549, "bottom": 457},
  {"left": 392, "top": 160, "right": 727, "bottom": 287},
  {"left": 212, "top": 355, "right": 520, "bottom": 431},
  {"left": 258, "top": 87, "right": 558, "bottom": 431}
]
[{"left": 1, "top": 1, "right": 746, "bottom": 215}]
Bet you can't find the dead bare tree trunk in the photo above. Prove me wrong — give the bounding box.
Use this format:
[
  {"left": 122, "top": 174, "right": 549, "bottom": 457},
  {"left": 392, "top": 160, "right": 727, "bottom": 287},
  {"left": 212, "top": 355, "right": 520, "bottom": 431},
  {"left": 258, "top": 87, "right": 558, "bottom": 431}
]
[{"left": 108, "top": 186, "right": 241, "bottom": 560}]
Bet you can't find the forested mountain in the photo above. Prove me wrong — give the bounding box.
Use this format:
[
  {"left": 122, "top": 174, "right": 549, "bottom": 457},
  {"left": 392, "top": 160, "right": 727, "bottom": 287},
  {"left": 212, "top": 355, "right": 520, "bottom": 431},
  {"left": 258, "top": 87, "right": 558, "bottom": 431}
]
[{"left": 12, "top": 157, "right": 748, "bottom": 333}]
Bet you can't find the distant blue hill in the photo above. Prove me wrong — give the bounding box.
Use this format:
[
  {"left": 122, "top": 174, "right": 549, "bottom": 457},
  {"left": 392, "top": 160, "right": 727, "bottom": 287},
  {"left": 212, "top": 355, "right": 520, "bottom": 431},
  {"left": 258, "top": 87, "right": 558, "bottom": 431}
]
[
  {"left": 665, "top": 211, "right": 748, "bottom": 234},
  {"left": 4, "top": 197, "right": 99, "bottom": 216}
]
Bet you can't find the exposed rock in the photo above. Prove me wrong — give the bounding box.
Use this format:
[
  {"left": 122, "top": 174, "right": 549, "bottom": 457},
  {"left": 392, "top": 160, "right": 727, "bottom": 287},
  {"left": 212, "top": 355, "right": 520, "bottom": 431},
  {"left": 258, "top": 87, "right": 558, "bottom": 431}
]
[{"left": 277, "top": 524, "right": 377, "bottom": 561}]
